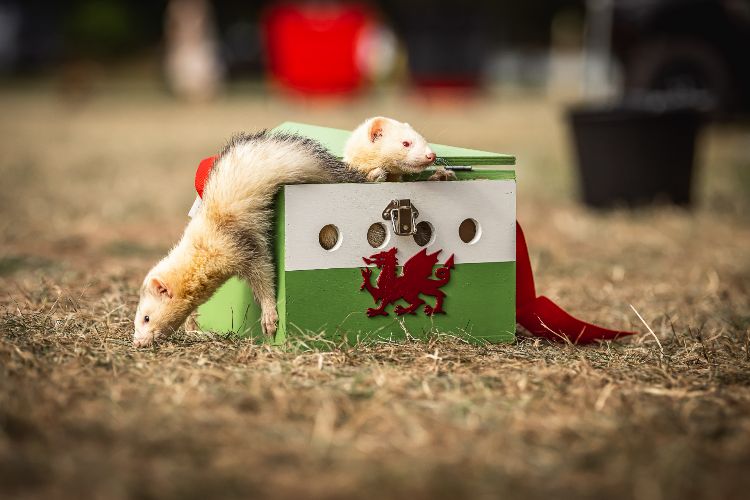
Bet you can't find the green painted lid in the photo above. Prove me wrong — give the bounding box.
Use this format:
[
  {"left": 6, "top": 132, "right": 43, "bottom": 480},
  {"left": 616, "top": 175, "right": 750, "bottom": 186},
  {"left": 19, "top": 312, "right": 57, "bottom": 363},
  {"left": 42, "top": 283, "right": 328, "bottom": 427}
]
[{"left": 274, "top": 122, "right": 516, "bottom": 167}]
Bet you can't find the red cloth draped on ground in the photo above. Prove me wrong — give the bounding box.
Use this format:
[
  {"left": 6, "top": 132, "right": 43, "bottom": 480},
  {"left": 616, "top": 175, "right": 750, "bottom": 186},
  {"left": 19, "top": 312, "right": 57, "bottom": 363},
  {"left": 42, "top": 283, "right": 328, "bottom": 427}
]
[
  {"left": 515, "top": 223, "right": 635, "bottom": 343},
  {"left": 194, "top": 155, "right": 636, "bottom": 343}
]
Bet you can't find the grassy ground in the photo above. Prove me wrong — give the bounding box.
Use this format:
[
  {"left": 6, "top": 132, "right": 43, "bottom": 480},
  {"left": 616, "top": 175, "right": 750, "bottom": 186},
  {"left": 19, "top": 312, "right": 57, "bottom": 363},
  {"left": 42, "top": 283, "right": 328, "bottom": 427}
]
[{"left": 1, "top": 84, "right": 749, "bottom": 499}]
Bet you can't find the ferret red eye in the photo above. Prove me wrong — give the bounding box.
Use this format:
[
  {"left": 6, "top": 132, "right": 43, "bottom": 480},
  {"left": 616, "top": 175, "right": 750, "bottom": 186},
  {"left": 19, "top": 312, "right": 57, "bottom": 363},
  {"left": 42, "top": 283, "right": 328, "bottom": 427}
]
[
  {"left": 402, "top": 141, "right": 411, "bottom": 147},
  {"left": 144, "top": 315, "right": 150, "bottom": 323}
]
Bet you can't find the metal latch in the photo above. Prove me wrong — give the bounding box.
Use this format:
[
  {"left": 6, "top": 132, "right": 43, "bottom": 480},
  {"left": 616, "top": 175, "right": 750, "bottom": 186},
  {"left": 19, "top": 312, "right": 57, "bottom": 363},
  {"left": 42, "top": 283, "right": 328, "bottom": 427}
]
[{"left": 382, "top": 199, "right": 419, "bottom": 236}]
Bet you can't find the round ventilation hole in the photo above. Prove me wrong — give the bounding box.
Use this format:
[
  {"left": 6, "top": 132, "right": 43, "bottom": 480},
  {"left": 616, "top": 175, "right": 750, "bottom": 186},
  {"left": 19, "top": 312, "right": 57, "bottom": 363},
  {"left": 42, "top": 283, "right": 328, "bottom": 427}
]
[
  {"left": 319, "top": 224, "right": 341, "bottom": 251},
  {"left": 459, "top": 218, "right": 481, "bottom": 244},
  {"left": 367, "top": 222, "right": 389, "bottom": 248},
  {"left": 413, "top": 221, "right": 434, "bottom": 247}
]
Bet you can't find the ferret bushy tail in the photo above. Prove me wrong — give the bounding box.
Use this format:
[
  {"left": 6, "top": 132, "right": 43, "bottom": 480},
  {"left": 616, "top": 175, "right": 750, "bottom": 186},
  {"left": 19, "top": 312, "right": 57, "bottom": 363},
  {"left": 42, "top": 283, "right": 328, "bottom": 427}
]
[
  {"left": 202, "top": 131, "right": 365, "bottom": 227},
  {"left": 191, "top": 131, "right": 365, "bottom": 333}
]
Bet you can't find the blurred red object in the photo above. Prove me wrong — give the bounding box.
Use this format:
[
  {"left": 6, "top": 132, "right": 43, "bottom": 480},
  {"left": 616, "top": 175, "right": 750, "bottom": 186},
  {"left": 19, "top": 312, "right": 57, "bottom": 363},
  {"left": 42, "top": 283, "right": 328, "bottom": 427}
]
[{"left": 262, "top": 2, "right": 372, "bottom": 95}]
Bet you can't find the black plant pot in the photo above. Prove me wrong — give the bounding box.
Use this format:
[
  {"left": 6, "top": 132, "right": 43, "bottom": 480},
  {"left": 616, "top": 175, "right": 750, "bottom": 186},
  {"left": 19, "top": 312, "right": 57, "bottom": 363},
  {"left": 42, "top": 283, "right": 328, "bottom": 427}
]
[{"left": 568, "top": 96, "right": 706, "bottom": 208}]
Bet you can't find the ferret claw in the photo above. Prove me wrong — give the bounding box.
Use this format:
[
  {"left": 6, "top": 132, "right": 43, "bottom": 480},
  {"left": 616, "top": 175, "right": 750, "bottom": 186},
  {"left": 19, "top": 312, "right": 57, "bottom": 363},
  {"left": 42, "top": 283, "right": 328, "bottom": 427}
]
[
  {"left": 428, "top": 169, "right": 457, "bottom": 181},
  {"left": 367, "top": 169, "right": 388, "bottom": 182},
  {"left": 261, "top": 305, "right": 278, "bottom": 336}
]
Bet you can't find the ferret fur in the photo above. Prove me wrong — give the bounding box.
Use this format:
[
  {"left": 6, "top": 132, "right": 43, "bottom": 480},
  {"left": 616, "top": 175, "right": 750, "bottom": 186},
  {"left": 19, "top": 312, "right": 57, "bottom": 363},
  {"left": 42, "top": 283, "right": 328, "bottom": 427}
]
[{"left": 134, "top": 131, "right": 366, "bottom": 347}]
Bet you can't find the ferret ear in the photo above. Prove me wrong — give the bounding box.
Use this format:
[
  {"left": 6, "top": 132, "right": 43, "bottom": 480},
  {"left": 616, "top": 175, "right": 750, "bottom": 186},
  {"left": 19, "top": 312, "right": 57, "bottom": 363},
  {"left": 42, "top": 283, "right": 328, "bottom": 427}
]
[
  {"left": 149, "top": 277, "right": 173, "bottom": 299},
  {"left": 368, "top": 117, "right": 386, "bottom": 142}
]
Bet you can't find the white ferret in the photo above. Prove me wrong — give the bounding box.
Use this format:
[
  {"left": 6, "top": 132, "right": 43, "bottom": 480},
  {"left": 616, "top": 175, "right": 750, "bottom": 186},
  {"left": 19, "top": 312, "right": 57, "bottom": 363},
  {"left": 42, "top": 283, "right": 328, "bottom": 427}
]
[
  {"left": 344, "top": 116, "right": 455, "bottom": 181},
  {"left": 133, "top": 118, "right": 448, "bottom": 347}
]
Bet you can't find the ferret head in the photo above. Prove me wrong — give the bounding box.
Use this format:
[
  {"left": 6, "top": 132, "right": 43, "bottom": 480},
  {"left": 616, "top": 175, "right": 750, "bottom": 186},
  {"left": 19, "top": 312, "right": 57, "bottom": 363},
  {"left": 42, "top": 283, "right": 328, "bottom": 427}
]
[
  {"left": 345, "top": 117, "right": 436, "bottom": 175},
  {"left": 133, "top": 271, "right": 190, "bottom": 347}
]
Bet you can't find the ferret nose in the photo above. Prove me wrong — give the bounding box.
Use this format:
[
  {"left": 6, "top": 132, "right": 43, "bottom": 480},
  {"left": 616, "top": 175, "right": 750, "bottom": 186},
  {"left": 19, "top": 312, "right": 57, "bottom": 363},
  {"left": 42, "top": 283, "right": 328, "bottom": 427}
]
[{"left": 426, "top": 153, "right": 436, "bottom": 163}]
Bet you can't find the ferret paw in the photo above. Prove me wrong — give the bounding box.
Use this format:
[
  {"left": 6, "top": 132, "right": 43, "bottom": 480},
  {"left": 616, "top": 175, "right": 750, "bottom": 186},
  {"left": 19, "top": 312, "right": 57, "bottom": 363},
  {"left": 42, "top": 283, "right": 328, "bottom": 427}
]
[
  {"left": 184, "top": 313, "right": 199, "bottom": 333},
  {"left": 367, "top": 169, "right": 388, "bottom": 182},
  {"left": 428, "top": 168, "right": 457, "bottom": 181},
  {"left": 261, "top": 306, "right": 278, "bottom": 336}
]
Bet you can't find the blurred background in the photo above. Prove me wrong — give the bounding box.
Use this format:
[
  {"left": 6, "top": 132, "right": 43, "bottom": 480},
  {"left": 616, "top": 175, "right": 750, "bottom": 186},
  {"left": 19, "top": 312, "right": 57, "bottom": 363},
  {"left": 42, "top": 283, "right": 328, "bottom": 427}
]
[
  {"left": 0, "top": 0, "right": 748, "bottom": 252},
  {"left": 3, "top": 0, "right": 750, "bottom": 106},
  {"left": 1, "top": 0, "right": 748, "bottom": 212}
]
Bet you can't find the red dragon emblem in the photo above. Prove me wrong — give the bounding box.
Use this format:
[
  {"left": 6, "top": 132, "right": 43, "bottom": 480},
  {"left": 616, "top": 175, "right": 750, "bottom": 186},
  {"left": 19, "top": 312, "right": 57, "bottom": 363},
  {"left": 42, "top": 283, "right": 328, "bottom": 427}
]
[{"left": 360, "top": 247, "right": 455, "bottom": 317}]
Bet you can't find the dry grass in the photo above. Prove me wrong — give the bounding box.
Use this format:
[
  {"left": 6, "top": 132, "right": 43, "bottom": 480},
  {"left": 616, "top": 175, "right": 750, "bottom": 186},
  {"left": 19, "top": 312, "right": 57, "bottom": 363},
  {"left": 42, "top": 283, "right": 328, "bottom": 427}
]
[{"left": 1, "top": 83, "right": 749, "bottom": 499}]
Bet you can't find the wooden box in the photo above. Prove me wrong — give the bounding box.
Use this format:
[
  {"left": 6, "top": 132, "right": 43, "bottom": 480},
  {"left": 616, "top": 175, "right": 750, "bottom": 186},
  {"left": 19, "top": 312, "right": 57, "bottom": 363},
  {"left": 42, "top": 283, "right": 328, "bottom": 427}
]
[{"left": 196, "top": 123, "right": 517, "bottom": 344}]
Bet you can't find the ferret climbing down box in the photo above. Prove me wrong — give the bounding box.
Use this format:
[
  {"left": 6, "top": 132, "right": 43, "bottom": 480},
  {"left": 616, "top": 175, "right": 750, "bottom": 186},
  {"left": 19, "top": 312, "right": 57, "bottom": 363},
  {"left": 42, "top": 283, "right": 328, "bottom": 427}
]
[{"left": 196, "top": 122, "right": 517, "bottom": 344}]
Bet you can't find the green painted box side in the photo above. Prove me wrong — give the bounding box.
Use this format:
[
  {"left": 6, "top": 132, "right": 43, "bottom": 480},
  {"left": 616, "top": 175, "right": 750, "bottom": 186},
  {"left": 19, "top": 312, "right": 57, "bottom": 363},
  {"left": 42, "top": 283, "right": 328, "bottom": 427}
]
[
  {"left": 273, "top": 190, "right": 287, "bottom": 342},
  {"left": 281, "top": 262, "right": 515, "bottom": 344},
  {"left": 196, "top": 278, "right": 260, "bottom": 336}
]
